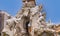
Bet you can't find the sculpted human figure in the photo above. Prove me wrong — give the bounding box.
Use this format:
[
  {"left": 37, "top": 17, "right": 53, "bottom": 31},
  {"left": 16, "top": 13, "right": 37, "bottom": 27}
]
[
  {"left": 15, "top": 0, "right": 30, "bottom": 36},
  {"left": 29, "top": 4, "right": 46, "bottom": 36},
  {"left": 29, "top": 6, "right": 40, "bottom": 36}
]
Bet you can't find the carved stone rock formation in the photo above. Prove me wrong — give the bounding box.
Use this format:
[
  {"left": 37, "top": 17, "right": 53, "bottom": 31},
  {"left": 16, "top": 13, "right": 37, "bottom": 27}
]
[{"left": 0, "top": 0, "right": 60, "bottom": 36}]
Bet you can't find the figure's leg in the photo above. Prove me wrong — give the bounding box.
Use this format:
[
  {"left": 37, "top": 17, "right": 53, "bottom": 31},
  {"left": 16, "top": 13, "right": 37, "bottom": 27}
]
[{"left": 30, "top": 27, "right": 34, "bottom": 36}]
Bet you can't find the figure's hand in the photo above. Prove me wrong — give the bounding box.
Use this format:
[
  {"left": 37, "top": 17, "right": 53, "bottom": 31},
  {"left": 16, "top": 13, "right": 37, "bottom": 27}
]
[{"left": 39, "top": 4, "right": 43, "bottom": 11}]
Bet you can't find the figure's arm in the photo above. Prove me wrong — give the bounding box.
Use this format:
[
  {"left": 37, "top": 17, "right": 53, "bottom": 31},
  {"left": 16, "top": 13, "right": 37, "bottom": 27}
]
[
  {"left": 39, "top": 5, "right": 43, "bottom": 11},
  {"left": 15, "top": 9, "right": 24, "bottom": 18}
]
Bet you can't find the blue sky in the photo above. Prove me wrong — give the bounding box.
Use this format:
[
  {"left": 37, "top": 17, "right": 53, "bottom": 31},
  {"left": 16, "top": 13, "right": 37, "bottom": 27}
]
[{"left": 0, "top": 0, "right": 60, "bottom": 23}]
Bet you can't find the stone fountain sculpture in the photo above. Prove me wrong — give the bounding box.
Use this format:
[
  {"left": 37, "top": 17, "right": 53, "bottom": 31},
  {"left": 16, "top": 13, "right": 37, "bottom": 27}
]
[{"left": 1, "top": 0, "right": 51, "bottom": 36}]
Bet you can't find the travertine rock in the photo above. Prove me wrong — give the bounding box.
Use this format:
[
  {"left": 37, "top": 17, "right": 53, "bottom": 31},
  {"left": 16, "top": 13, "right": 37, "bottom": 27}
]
[
  {"left": 2, "top": 17, "right": 16, "bottom": 36},
  {"left": 1, "top": 0, "right": 60, "bottom": 36}
]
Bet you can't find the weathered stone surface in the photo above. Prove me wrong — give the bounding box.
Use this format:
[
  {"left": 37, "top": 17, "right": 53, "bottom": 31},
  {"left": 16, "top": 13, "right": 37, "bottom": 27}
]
[{"left": 1, "top": 0, "right": 60, "bottom": 36}]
